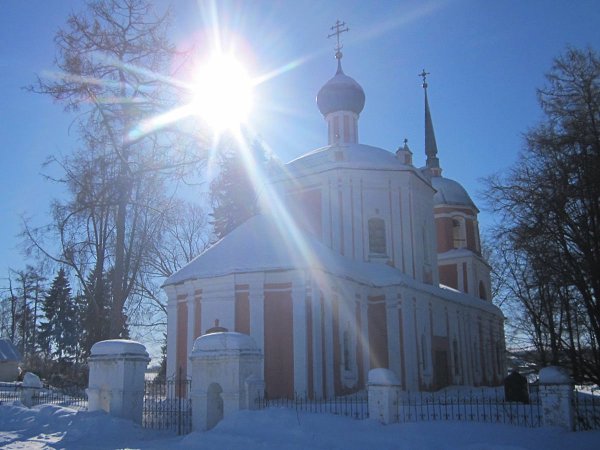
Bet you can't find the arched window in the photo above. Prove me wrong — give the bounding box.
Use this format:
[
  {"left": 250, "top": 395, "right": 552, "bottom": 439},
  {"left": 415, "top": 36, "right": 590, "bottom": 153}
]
[
  {"left": 423, "top": 225, "right": 431, "bottom": 264},
  {"left": 452, "top": 217, "right": 466, "bottom": 248},
  {"left": 478, "top": 281, "right": 488, "bottom": 300},
  {"left": 496, "top": 342, "right": 503, "bottom": 373},
  {"left": 421, "top": 333, "right": 428, "bottom": 371},
  {"left": 453, "top": 338, "right": 460, "bottom": 376},
  {"left": 343, "top": 326, "right": 351, "bottom": 371},
  {"left": 474, "top": 220, "right": 481, "bottom": 253},
  {"left": 368, "top": 217, "right": 386, "bottom": 255}
]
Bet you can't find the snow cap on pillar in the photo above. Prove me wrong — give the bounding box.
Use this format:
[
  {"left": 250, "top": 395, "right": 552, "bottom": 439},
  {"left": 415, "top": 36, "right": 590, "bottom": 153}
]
[
  {"left": 192, "top": 331, "right": 260, "bottom": 355},
  {"left": 90, "top": 339, "right": 149, "bottom": 358},
  {"left": 539, "top": 366, "right": 572, "bottom": 385}
]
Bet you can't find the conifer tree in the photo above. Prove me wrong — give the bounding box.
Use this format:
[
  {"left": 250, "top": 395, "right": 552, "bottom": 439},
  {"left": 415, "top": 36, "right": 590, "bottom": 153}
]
[
  {"left": 81, "top": 270, "right": 113, "bottom": 356},
  {"left": 39, "top": 268, "right": 78, "bottom": 362},
  {"left": 209, "top": 137, "right": 267, "bottom": 240}
]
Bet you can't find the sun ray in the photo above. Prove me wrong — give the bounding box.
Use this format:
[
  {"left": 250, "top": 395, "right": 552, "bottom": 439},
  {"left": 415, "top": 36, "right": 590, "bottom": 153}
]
[{"left": 128, "top": 104, "right": 194, "bottom": 142}]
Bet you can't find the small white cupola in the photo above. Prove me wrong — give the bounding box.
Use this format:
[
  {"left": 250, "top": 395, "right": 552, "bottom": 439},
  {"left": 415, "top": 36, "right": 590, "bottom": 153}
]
[{"left": 396, "top": 138, "right": 413, "bottom": 165}]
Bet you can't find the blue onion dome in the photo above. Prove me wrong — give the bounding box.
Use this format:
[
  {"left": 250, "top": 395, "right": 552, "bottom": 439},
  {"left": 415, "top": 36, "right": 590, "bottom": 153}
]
[{"left": 317, "top": 60, "right": 365, "bottom": 116}]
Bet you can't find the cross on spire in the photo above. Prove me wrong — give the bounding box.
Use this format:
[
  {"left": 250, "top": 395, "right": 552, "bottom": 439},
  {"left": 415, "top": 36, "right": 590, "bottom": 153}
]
[
  {"left": 328, "top": 20, "right": 349, "bottom": 60},
  {"left": 421, "top": 68, "right": 441, "bottom": 175},
  {"left": 419, "top": 69, "right": 430, "bottom": 88}
]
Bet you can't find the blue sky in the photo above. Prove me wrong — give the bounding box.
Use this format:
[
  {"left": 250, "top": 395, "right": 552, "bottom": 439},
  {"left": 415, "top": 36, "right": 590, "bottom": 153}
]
[{"left": 1, "top": 0, "right": 599, "bottom": 278}]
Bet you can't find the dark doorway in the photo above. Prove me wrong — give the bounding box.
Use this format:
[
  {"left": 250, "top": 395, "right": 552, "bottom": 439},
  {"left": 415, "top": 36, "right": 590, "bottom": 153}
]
[{"left": 434, "top": 350, "right": 450, "bottom": 389}]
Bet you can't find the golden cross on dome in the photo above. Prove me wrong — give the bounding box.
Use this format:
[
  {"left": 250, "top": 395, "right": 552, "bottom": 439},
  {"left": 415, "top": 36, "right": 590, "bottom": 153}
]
[
  {"left": 328, "top": 20, "right": 349, "bottom": 59},
  {"left": 419, "top": 69, "right": 430, "bottom": 88}
]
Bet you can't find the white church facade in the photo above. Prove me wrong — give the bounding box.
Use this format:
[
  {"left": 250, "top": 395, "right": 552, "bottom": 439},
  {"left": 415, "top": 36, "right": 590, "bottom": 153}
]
[{"left": 163, "top": 47, "right": 505, "bottom": 398}]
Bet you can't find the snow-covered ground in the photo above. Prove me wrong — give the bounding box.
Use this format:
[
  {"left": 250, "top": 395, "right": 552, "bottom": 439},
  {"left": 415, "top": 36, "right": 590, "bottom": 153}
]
[{"left": 1, "top": 402, "right": 599, "bottom": 450}]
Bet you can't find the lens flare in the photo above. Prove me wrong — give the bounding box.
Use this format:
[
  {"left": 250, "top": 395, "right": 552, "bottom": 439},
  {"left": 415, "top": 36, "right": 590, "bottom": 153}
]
[{"left": 191, "top": 55, "right": 254, "bottom": 131}]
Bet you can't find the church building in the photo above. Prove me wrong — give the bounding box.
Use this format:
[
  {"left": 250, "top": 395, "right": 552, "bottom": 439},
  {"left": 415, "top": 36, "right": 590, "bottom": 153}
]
[{"left": 163, "top": 38, "right": 505, "bottom": 397}]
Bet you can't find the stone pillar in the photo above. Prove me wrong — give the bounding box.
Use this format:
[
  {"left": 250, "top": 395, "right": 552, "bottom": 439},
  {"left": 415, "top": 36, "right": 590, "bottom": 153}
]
[
  {"left": 245, "top": 375, "right": 266, "bottom": 410},
  {"left": 189, "top": 332, "right": 264, "bottom": 432},
  {"left": 87, "top": 340, "right": 150, "bottom": 424},
  {"left": 367, "top": 368, "right": 400, "bottom": 424},
  {"left": 539, "top": 366, "right": 574, "bottom": 431},
  {"left": 21, "top": 372, "right": 43, "bottom": 408}
]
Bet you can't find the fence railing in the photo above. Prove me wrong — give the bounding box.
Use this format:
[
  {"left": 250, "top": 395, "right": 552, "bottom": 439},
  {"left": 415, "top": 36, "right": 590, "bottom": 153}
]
[
  {"left": 397, "top": 388, "right": 542, "bottom": 427},
  {"left": 0, "top": 384, "right": 87, "bottom": 411},
  {"left": 573, "top": 387, "right": 600, "bottom": 431},
  {"left": 142, "top": 377, "right": 192, "bottom": 435},
  {"left": 255, "top": 391, "right": 369, "bottom": 420},
  {"left": 254, "top": 387, "right": 545, "bottom": 427},
  {"left": 3, "top": 378, "right": 598, "bottom": 433}
]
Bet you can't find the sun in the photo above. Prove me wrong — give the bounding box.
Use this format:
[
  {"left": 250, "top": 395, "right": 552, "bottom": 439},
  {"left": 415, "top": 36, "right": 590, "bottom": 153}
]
[{"left": 191, "top": 54, "right": 254, "bottom": 131}]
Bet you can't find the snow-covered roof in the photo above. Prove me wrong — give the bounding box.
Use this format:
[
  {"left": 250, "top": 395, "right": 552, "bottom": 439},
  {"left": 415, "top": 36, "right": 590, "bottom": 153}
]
[
  {"left": 438, "top": 248, "right": 475, "bottom": 259},
  {"left": 438, "top": 249, "right": 490, "bottom": 269},
  {"left": 283, "top": 143, "right": 429, "bottom": 184},
  {"left": 163, "top": 213, "right": 405, "bottom": 287},
  {"left": 192, "top": 332, "right": 259, "bottom": 355},
  {"left": 163, "top": 214, "right": 500, "bottom": 316},
  {"left": 367, "top": 368, "right": 401, "bottom": 386},
  {"left": 0, "top": 339, "right": 21, "bottom": 362},
  {"left": 431, "top": 176, "right": 477, "bottom": 210}
]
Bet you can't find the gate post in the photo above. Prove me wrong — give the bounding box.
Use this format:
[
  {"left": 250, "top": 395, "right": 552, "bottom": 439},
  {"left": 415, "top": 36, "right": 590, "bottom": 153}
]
[
  {"left": 87, "top": 340, "right": 150, "bottom": 424},
  {"left": 539, "top": 366, "right": 574, "bottom": 431},
  {"left": 21, "top": 372, "right": 43, "bottom": 408},
  {"left": 368, "top": 368, "right": 401, "bottom": 424},
  {"left": 189, "top": 332, "right": 264, "bottom": 431}
]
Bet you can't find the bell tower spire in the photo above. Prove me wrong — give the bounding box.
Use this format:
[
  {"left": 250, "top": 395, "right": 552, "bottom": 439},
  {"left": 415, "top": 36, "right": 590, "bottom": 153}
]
[{"left": 420, "top": 70, "right": 442, "bottom": 177}]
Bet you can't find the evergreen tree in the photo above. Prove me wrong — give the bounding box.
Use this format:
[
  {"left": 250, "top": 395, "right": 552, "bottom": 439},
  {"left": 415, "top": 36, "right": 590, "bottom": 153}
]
[
  {"left": 39, "top": 268, "right": 78, "bottom": 362},
  {"left": 81, "top": 270, "right": 112, "bottom": 357},
  {"left": 209, "top": 137, "right": 268, "bottom": 240}
]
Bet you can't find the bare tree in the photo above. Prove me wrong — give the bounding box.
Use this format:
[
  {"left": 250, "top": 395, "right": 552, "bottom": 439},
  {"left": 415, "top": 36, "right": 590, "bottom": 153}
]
[
  {"left": 25, "top": 0, "right": 207, "bottom": 343},
  {"left": 485, "top": 48, "right": 600, "bottom": 383}
]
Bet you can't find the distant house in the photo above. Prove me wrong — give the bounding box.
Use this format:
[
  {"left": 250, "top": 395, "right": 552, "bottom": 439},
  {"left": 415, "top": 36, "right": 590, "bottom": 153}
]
[{"left": 0, "top": 338, "right": 22, "bottom": 381}]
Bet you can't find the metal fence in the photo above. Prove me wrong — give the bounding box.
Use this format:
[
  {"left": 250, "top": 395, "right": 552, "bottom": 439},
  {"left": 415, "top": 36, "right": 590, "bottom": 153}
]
[
  {"left": 396, "top": 388, "right": 542, "bottom": 427},
  {"left": 255, "top": 391, "right": 369, "bottom": 420},
  {"left": 254, "top": 387, "right": 544, "bottom": 427},
  {"left": 573, "top": 387, "right": 600, "bottom": 431},
  {"left": 0, "top": 384, "right": 87, "bottom": 411},
  {"left": 3, "top": 378, "right": 598, "bottom": 433},
  {"left": 142, "top": 376, "right": 192, "bottom": 435}
]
